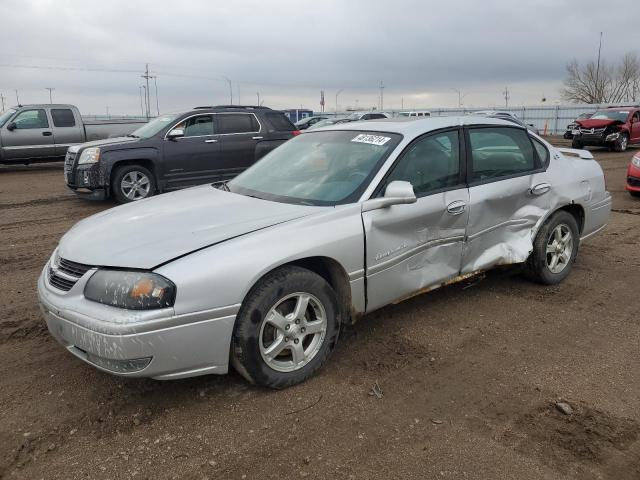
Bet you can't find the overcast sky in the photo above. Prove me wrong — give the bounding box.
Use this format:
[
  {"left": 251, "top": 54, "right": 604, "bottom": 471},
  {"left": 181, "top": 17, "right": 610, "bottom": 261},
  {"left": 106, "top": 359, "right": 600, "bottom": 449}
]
[{"left": 0, "top": 0, "right": 638, "bottom": 115}]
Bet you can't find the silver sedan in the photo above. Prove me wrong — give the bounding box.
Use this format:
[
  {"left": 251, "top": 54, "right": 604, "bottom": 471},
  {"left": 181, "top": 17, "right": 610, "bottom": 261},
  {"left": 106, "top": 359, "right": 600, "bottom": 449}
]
[{"left": 38, "top": 117, "right": 611, "bottom": 388}]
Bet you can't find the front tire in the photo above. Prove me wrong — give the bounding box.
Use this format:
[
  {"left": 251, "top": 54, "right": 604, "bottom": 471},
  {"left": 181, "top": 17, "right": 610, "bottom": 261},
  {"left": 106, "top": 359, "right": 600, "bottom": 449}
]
[
  {"left": 526, "top": 211, "right": 580, "bottom": 285},
  {"left": 231, "top": 266, "right": 340, "bottom": 388},
  {"left": 111, "top": 165, "right": 156, "bottom": 203},
  {"left": 613, "top": 133, "right": 629, "bottom": 152},
  {"left": 571, "top": 139, "right": 583, "bottom": 149}
]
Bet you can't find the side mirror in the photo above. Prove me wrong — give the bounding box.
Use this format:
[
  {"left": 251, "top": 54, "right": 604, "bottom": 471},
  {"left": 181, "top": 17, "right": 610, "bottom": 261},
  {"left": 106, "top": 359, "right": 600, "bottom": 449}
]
[
  {"left": 167, "top": 128, "right": 184, "bottom": 140},
  {"left": 362, "top": 180, "right": 417, "bottom": 212},
  {"left": 6, "top": 122, "right": 16, "bottom": 131}
]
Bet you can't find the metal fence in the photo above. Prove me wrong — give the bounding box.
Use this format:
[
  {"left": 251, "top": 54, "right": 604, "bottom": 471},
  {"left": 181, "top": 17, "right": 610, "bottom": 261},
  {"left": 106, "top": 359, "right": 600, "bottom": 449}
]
[{"left": 321, "top": 102, "right": 639, "bottom": 135}]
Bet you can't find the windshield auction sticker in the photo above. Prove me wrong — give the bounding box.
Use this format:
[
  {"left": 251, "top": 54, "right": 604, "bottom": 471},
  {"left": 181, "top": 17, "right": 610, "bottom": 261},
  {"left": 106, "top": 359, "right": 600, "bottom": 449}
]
[{"left": 351, "top": 134, "right": 391, "bottom": 146}]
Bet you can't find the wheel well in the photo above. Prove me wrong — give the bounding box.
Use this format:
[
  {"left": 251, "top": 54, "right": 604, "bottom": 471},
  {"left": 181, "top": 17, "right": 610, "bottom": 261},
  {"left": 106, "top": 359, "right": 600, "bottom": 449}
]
[
  {"left": 558, "top": 203, "right": 585, "bottom": 234},
  {"left": 111, "top": 159, "right": 157, "bottom": 188},
  {"left": 250, "top": 257, "right": 354, "bottom": 326}
]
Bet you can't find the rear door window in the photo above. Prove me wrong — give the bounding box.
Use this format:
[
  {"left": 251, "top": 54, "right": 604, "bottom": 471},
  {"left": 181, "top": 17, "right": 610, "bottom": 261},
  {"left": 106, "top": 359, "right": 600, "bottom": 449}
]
[
  {"left": 264, "top": 112, "right": 296, "bottom": 131},
  {"left": 217, "top": 114, "right": 259, "bottom": 134},
  {"left": 51, "top": 109, "right": 76, "bottom": 127},
  {"left": 468, "top": 127, "right": 537, "bottom": 182}
]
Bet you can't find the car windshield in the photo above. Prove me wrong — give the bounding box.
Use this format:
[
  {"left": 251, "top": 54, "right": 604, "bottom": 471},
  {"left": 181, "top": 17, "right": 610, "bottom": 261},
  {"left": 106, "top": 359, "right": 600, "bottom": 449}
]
[
  {"left": 228, "top": 130, "right": 401, "bottom": 206},
  {"left": 130, "top": 113, "right": 182, "bottom": 138},
  {"left": 0, "top": 108, "right": 17, "bottom": 128},
  {"left": 591, "top": 110, "right": 629, "bottom": 122},
  {"left": 346, "top": 113, "right": 364, "bottom": 120}
]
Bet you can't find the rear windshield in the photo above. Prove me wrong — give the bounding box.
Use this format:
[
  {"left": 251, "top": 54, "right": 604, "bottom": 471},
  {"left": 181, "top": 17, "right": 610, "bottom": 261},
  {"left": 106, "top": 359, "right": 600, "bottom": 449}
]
[{"left": 265, "top": 112, "right": 296, "bottom": 131}]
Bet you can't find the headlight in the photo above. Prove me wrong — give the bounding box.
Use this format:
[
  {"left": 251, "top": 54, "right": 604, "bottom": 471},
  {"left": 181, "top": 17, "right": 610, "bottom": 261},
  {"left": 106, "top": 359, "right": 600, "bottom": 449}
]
[
  {"left": 84, "top": 270, "right": 176, "bottom": 310},
  {"left": 78, "top": 147, "right": 100, "bottom": 164},
  {"left": 632, "top": 156, "right": 640, "bottom": 168}
]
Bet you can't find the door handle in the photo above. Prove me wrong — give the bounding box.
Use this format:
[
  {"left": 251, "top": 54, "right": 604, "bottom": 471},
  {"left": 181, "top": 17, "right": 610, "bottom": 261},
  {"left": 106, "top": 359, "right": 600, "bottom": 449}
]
[
  {"left": 204, "top": 139, "right": 218, "bottom": 143},
  {"left": 446, "top": 200, "right": 466, "bottom": 215},
  {"left": 530, "top": 183, "right": 551, "bottom": 196},
  {"left": 252, "top": 136, "right": 263, "bottom": 140},
  {"left": 42, "top": 131, "right": 53, "bottom": 136}
]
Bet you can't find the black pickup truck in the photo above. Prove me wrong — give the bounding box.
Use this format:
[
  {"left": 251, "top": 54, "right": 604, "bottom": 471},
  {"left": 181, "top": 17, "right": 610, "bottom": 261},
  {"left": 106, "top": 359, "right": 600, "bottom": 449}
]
[{"left": 64, "top": 105, "right": 299, "bottom": 203}]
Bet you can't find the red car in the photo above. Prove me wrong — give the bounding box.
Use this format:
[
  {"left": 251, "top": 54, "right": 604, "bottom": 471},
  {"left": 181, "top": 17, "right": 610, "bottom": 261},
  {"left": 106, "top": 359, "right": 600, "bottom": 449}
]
[
  {"left": 572, "top": 107, "right": 640, "bottom": 152},
  {"left": 626, "top": 152, "right": 640, "bottom": 197}
]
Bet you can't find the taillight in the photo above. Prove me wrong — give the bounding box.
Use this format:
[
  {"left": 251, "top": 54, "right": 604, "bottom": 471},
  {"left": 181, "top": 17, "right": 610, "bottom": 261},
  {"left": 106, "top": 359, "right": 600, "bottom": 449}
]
[{"left": 292, "top": 130, "right": 301, "bottom": 136}]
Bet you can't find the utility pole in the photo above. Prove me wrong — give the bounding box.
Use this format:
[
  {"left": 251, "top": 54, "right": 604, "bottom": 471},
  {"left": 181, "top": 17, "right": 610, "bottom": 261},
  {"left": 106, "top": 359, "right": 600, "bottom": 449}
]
[
  {"left": 379, "top": 81, "right": 385, "bottom": 110},
  {"left": 141, "top": 85, "right": 148, "bottom": 118},
  {"left": 401, "top": 96, "right": 404, "bottom": 110},
  {"left": 15, "top": 89, "right": 20, "bottom": 105},
  {"left": 0, "top": 93, "right": 5, "bottom": 111},
  {"left": 138, "top": 86, "right": 145, "bottom": 116},
  {"left": 256, "top": 92, "right": 260, "bottom": 106},
  {"left": 236, "top": 83, "right": 241, "bottom": 105},
  {"left": 106, "top": 106, "right": 110, "bottom": 118},
  {"left": 222, "top": 76, "right": 233, "bottom": 104},
  {"left": 503, "top": 86, "right": 510, "bottom": 108},
  {"left": 45, "top": 87, "right": 54, "bottom": 104},
  {"left": 595, "top": 32, "right": 603, "bottom": 103},
  {"left": 153, "top": 76, "right": 160, "bottom": 116},
  {"left": 335, "top": 89, "right": 343, "bottom": 114},
  {"left": 451, "top": 88, "right": 465, "bottom": 108},
  {"left": 141, "top": 64, "right": 152, "bottom": 119}
]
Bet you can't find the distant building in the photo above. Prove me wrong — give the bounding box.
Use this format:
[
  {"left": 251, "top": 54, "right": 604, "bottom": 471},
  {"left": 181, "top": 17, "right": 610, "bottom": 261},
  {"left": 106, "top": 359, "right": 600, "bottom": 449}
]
[{"left": 281, "top": 109, "right": 314, "bottom": 123}]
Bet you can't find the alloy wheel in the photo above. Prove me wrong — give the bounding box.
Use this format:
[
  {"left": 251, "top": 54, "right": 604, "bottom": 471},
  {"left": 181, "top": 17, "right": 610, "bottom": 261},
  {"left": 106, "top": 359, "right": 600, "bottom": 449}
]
[
  {"left": 259, "top": 292, "right": 328, "bottom": 372},
  {"left": 546, "top": 224, "right": 574, "bottom": 274},
  {"left": 121, "top": 171, "right": 151, "bottom": 201}
]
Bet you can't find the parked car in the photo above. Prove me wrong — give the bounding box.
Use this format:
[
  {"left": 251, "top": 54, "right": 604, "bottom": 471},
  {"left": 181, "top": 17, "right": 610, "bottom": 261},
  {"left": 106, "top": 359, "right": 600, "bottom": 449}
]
[
  {"left": 294, "top": 116, "right": 328, "bottom": 130},
  {"left": 571, "top": 107, "right": 640, "bottom": 151},
  {"left": 38, "top": 116, "right": 611, "bottom": 387},
  {"left": 345, "top": 112, "right": 390, "bottom": 121},
  {"left": 473, "top": 110, "right": 540, "bottom": 135},
  {"left": 64, "top": 105, "right": 299, "bottom": 203},
  {"left": 626, "top": 151, "right": 640, "bottom": 197},
  {"left": 306, "top": 117, "right": 352, "bottom": 130},
  {"left": 0, "top": 104, "right": 147, "bottom": 164},
  {"left": 397, "top": 111, "right": 431, "bottom": 117},
  {"left": 563, "top": 112, "right": 593, "bottom": 139}
]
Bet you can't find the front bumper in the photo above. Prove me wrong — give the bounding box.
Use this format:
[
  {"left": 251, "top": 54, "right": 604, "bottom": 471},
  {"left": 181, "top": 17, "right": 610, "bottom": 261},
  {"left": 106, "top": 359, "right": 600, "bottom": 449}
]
[
  {"left": 626, "top": 164, "right": 640, "bottom": 193},
  {"left": 37, "top": 266, "right": 238, "bottom": 380}
]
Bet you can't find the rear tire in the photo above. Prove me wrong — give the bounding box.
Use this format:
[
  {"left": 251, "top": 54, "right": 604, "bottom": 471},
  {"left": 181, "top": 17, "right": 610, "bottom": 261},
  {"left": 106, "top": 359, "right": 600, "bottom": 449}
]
[
  {"left": 111, "top": 165, "right": 156, "bottom": 203},
  {"left": 231, "top": 266, "right": 340, "bottom": 389},
  {"left": 526, "top": 211, "right": 580, "bottom": 285},
  {"left": 629, "top": 190, "right": 640, "bottom": 198}
]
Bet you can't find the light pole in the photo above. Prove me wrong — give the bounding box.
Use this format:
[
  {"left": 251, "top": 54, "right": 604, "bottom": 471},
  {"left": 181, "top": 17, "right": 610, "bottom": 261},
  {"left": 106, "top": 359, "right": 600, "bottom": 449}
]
[
  {"left": 256, "top": 92, "right": 260, "bottom": 106},
  {"left": 153, "top": 76, "right": 160, "bottom": 116},
  {"left": 142, "top": 85, "right": 148, "bottom": 118},
  {"left": 139, "top": 86, "right": 144, "bottom": 116},
  {"left": 451, "top": 88, "right": 465, "bottom": 108},
  {"left": 335, "top": 89, "right": 343, "bottom": 114},
  {"left": 222, "top": 76, "right": 233, "bottom": 104},
  {"left": 45, "top": 87, "right": 55, "bottom": 104}
]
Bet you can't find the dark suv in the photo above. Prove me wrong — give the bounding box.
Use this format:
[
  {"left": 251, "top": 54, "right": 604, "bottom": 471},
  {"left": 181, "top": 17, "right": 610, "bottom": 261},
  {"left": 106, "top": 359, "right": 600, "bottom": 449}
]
[{"left": 64, "top": 105, "right": 299, "bottom": 202}]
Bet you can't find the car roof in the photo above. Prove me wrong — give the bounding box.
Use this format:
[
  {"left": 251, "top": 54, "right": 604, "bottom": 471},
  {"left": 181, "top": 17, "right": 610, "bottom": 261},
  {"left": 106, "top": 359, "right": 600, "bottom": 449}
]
[{"left": 308, "top": 116, "right": 519, "bottom": 137}]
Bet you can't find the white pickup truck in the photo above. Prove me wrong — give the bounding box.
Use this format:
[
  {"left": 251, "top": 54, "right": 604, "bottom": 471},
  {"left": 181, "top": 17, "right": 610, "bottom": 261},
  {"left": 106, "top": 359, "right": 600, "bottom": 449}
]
[{"left": 0, "top": 104, "right": 147, "bottom": 164}]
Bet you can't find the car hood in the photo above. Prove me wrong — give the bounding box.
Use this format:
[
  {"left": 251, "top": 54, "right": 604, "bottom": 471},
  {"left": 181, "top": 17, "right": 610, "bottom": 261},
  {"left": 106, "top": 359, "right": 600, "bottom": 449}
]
[
  {"left": 70, "top": 136, "right": 140, "bottom": 152},
  {"left": 576, "top": 118, "right": 621, "bottom": 129},
  {"left": 58, "top": 185, "right": 324, "bottom": 269}
]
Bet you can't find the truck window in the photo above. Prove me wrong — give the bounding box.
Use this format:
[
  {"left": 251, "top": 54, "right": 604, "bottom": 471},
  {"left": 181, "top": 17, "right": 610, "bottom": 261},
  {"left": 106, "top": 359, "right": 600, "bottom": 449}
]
[
  {"left": 217, "top": 114, "right": 259, "bottom": 134},
  {"left": 13, "top": 109, "right": 49, "bottom": 129},
  {"left": 51, "top": 109, "right": 76, "bottom": 127}
]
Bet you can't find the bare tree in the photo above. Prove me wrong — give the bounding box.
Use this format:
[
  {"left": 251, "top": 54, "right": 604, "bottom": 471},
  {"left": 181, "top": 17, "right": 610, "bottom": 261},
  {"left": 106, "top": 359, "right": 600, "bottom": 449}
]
[{"left": 561, "top": 52, "right": 640, "bottom": 104}]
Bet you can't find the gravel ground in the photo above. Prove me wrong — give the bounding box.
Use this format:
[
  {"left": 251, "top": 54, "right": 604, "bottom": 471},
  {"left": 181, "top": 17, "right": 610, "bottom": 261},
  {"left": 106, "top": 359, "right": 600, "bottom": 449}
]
[{"left": 1, "top": 137, "right": 640, "bottom": 480}]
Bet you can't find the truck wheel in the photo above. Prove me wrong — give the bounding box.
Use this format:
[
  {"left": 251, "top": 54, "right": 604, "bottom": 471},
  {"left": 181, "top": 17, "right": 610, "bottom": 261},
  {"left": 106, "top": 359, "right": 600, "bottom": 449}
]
[
  {"left": 525, "top": 211, "right": 579, "bottom": 285},
  {"left": 112, "top": 165, "right": 156, "bottom": 203},
  {"left": 614, "top": 133, "right": 629, "bottom": 152},
  {"left": 571, "top": 139, "right": 583, "bottom": 149},
  {"left": 231, "top": 266, "right": 340, "bottom": 389}
]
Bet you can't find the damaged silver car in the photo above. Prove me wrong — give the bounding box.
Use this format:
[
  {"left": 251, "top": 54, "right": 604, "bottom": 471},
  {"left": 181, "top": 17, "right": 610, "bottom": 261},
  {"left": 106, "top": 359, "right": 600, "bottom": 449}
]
[{"left": 38, "top": 117, "right": 611, "bottom": 388}]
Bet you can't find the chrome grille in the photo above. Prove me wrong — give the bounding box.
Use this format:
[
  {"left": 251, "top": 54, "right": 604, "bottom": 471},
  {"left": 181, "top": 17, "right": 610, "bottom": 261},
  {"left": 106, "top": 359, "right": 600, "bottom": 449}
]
[
  {"left": 47, "top": 256, "right": 93, "bottom": 292},
  {"left": 579, "top": 127, "right": 605, "bottom": 136},
  {"left": 64, "top": 152, "right": 77, "bottom": 185}
]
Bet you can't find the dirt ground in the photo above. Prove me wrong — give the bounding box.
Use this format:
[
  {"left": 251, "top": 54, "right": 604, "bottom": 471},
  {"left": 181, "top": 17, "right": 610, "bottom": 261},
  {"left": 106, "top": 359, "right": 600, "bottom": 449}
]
[{"left": 1, "top": 137, "right": 640, "bottom": 480}]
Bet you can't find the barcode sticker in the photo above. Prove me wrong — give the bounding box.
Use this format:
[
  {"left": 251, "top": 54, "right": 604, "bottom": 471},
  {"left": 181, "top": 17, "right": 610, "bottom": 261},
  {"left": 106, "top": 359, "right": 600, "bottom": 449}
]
[{"left": 351, "top": 134, "right": 391, "bottom": 146}]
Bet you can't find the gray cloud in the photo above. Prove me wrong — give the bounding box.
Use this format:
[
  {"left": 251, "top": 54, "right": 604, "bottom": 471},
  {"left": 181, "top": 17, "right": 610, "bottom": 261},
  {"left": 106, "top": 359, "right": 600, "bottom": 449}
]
[{"left": 1, "top": 0, "right": 638, "bottom": 114}]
